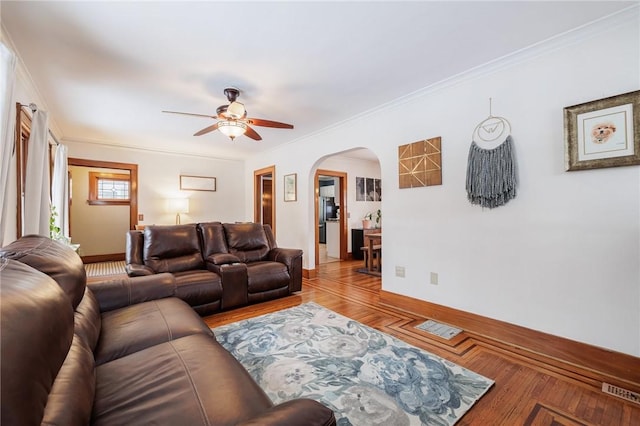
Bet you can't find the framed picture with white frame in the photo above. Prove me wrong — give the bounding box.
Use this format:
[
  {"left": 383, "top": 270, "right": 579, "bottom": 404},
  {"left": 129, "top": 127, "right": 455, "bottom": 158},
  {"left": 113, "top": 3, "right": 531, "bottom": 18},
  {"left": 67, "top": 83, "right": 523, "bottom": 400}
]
[{"left": 284, "top": 173, "right": 297, "bottom": 202}]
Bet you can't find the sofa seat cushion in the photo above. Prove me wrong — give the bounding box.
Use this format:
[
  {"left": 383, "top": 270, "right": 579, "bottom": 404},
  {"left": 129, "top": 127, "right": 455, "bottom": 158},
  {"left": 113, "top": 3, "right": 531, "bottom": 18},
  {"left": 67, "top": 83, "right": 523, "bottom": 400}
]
[
  {"left": 93, "top": 334, "right": 273, "bottom": 426},
  {"left": 95, "top": 298, "right": 212, "bottom": 365},
  {"left": 246, "top": 261, "right": 290, "bottom": 294},
  {"left": 174, "top": 269, "right": 223, "bottom": 307}
]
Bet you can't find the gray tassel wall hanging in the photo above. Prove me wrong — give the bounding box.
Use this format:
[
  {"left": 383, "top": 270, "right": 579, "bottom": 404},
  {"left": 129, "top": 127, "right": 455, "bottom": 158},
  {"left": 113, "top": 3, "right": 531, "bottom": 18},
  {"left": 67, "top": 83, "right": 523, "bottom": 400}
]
[{"left": 465, "top": 99, "right": 518, "bottom": 208}]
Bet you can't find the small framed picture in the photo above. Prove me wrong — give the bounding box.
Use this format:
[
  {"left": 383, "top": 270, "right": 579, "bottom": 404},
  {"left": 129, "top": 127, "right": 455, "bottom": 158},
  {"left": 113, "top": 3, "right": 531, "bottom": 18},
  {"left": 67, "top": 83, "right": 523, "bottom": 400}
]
[
  {"left": 356, "top": 177, "right": 365, "bottom": 201},
  {"left": 284, "top": 173, "right": 297, "bottom": 202},
  {"left": 180, "top": 175, "right": 216, "bottom": 191},
  {"left": 564, "top": 90, "right": 640, "bottom": 171}
]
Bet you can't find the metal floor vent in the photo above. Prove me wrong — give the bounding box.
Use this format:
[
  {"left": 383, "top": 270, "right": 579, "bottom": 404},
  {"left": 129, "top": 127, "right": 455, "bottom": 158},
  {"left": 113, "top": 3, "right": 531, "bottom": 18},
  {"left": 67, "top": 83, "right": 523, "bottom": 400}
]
[
  {"left": 415, "top": 319, "right": 462, "bottom": 340},
  {"left": 602, "top": 382, "right": 640, "bottom": 405}
]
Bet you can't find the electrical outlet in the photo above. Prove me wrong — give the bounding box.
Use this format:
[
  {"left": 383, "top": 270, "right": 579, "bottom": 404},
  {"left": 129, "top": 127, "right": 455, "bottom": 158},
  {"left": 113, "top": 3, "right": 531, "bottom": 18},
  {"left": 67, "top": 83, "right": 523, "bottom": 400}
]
[
  {"left": 395, "top": 266, "right": 405, "bottom": 278},
  {"left": 430, "top": 272, "right": 438, "bottom": 285}
]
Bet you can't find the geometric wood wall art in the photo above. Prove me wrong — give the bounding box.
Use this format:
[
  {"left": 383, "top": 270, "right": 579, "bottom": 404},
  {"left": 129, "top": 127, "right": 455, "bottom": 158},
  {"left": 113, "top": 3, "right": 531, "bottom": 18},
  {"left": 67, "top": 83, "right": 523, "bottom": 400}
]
[{"left": 398, "top": 136, "right": 442, "bottom": 188}]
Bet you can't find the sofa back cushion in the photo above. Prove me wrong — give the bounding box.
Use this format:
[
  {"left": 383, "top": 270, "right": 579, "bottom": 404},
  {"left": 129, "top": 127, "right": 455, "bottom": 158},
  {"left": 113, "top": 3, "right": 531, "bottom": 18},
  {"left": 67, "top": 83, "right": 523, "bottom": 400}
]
[
  {"left": 223, "top": 223, "right": 271, "bottom": 263},
  {"left": 42, "top": 334, "right": 96, "bottom": 426},
  {"left": 0, "top": 235, "right": 87, "bottom": 309},
  {"left": 262, "top": 224, "right": 278, "bottom": 249},
  {"left": 126, "top": 230, "right": 145, "bottom": 265},
  {"left": 74, "top": 287, "right": 102, "bottom": 351},
  {"left": 198, "top": 222, "right": 228, "bottom": 257},
  {"left": 1, "top": 258, "right": 75, "bottom": 425},
  {"left": 144, "top": 225, "right": 204, "bottom": 272}
]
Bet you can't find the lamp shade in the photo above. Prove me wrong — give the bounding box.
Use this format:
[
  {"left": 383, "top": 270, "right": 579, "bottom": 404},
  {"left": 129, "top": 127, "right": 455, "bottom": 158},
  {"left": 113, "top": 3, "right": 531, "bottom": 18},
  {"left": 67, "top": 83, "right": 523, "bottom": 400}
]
[
  {"left": 226, "top": 101, "right": 246, "bottom": 119},
  {"left": 218, "top": 120, "right": 247, "bottom": 139},
  {"left": 165, "top": 198, "right": 189, "bottom": 214}
]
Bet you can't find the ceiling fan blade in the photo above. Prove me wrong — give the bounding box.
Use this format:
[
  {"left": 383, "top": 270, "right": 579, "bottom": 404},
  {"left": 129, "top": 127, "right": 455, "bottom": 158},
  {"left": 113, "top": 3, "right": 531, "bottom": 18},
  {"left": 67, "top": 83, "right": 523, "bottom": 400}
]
[
  {"left": 244, "top": 124, "right": 262, "bottom": 141},
  {"left": 194, "top": 122, "right": 221, "bottom": 136},
  {"left": 163, "top": 110, "right": 216, "bottom": 119},
  {"left": 246, "top": 118, "right": 294, "bottom": 129}
]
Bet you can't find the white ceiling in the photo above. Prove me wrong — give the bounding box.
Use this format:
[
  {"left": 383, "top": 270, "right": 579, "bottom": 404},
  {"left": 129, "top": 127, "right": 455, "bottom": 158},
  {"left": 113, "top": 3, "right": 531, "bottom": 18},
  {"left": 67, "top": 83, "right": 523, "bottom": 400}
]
[{"left": 2, "top": 1, "right": 633, "bottom": 161}]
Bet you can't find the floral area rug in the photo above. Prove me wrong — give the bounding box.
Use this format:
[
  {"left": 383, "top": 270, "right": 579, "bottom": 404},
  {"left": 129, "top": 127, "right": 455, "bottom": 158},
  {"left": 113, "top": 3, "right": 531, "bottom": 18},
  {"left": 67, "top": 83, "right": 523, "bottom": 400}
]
[{"left": 212, "top": 302, "right": 494, "bottom": 426}]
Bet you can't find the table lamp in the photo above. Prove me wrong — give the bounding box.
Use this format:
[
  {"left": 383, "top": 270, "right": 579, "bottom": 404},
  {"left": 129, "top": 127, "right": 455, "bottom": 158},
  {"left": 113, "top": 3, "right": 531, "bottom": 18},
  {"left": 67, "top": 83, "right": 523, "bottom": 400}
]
[{"left": 166, "top": 198, "right": 189, "bottom": 225}]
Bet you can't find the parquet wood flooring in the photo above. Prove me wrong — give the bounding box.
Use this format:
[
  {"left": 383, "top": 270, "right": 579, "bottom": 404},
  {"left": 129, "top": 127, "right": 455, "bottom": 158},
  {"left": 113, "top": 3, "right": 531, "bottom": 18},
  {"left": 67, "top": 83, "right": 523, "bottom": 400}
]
[{"left": 204, "top": 260, "right": 640, "bottom": 425}]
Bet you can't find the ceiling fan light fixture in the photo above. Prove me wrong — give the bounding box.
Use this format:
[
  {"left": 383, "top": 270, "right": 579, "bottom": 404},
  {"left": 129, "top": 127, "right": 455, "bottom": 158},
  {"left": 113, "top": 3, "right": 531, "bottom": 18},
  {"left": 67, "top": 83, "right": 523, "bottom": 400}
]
[
  {"left": 164, "top": 86, "right": 292, "bottom": 141},
  {"left": 226, "top": 101, "right": 246, "bottom": 119},
  {"left": 218, "top": 120, "right": 247, "bottom": 140}
]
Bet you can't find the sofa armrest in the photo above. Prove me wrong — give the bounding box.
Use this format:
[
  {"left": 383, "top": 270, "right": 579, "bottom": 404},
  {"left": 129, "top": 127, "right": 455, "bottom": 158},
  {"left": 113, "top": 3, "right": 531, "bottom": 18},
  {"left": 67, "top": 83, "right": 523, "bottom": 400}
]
[
  {"left": 205, "top": 253, "right": 241, "bottom": 266},
  {"left": 206, "top": 262, "right": 248, "bottom": 310},
  {"left": 268, "top": 248, "right": 303, "bottom": 293},
  {"left": 87, "top": 273, "right": 176, "bottom": 312},
  {"left": 268, "top": 247, "right": 303, "bottom": 265},
  {"left": 237, "top": 399, "right": 336, "bottom": 426},
  {"left": 125, "top": 263, "right": 154, "bottom": 277}
]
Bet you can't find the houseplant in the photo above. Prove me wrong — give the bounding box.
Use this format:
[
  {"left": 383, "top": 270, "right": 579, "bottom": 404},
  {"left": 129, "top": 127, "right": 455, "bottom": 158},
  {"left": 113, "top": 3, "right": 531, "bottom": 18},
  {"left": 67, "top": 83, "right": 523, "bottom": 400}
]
[
  {"left": 49, "top": 205, "right": 62, "bottom": 240},
  {"left": 362, "top": 212, "right": 373, "bottom": 229},
  {"left": 50, "top": 205, "right": 75, "bottom": 249},
  {"left": 362, "top": 210, "right": 381, "bottom": 229}
]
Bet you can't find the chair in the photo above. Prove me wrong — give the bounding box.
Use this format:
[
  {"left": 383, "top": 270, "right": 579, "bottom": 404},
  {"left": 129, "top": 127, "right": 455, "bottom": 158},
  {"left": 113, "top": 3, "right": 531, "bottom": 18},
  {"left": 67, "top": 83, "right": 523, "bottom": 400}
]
[{"left": 361, "top": 244, "right": 382, "bottom": 272}]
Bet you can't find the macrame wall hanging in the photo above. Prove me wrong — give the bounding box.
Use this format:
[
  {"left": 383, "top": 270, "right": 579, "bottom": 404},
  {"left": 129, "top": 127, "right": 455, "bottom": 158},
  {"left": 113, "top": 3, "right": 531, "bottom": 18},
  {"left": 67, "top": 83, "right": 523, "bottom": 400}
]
[{"left": 466, "top": 99, "right": 518, "bottom": 208}]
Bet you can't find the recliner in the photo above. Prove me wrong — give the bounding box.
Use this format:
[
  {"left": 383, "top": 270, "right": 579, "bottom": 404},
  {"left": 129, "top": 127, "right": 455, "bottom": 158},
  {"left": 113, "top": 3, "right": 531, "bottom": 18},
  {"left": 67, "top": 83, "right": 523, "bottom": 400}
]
[
  {"left": 126, "top": 223, "right": 222, "bottom": 315},
  {"left": 126, "top": 222, "right": 303, "bottom": 314}
]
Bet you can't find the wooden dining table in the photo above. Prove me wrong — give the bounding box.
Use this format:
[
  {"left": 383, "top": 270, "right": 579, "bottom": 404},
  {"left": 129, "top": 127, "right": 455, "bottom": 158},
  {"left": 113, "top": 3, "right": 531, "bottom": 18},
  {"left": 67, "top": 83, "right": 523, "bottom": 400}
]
[{"left": 366, "top": 232, "right": 382, "bottom": 275}]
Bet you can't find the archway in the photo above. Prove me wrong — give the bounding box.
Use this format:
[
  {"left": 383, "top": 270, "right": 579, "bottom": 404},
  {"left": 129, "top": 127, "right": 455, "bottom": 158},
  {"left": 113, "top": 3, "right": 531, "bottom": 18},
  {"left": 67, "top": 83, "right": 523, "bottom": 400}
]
[{"left": 311, "top": 148, "right": 380, "bottom": 273}]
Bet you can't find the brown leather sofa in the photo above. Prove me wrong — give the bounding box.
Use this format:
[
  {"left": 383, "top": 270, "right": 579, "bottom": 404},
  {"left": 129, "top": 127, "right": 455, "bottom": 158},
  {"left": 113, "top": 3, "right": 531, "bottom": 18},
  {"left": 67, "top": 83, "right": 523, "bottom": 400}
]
[
  {"left": 126, "top": 222, "right": 302, "bottom": 315},
  {"left": 0, "top": 235, "right": 335, "bottom": 426}
]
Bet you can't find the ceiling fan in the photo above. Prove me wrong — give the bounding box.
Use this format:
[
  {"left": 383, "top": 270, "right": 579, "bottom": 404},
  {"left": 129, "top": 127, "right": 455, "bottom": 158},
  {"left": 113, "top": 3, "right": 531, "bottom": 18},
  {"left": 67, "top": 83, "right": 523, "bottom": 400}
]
[{"left": 163, "top": 87, "right": 293, "bottom": 141}]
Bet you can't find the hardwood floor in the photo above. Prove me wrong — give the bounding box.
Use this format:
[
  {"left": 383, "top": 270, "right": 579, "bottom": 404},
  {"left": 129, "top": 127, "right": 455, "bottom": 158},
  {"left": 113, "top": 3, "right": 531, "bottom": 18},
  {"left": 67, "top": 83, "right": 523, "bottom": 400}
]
[{"left": 204, "top": 260, "right": 640, "bottom": 425}]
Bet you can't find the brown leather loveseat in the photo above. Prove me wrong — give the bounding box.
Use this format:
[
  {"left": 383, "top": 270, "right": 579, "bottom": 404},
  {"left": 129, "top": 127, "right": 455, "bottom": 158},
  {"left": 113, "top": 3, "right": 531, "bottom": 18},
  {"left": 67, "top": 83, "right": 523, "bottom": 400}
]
[
  {"left": 0, "top": 235, "right": 335, "bottom": 426},
  {"left": 126, "top": 222, "right": 303, "bottom": 315}
]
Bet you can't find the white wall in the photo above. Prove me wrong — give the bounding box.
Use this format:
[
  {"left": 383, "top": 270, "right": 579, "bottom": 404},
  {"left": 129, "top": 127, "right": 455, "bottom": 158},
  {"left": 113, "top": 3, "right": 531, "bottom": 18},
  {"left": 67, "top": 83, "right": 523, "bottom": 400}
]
[
  {"left": 64, "top": 140, "right": 246, "bottom": 226},
  {"left": 246, "top": 10, "right": 640, "bottom": 356}
]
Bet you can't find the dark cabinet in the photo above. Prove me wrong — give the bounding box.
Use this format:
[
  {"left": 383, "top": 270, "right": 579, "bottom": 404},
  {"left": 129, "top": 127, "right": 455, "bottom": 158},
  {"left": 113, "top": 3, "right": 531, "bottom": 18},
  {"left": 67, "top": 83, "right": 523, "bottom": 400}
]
[
  {"left": 352, "top": 229, "right": 365, "bottom": 260},
  {"left": 352, "top": 228, "right": 382, "bottom": 260}
]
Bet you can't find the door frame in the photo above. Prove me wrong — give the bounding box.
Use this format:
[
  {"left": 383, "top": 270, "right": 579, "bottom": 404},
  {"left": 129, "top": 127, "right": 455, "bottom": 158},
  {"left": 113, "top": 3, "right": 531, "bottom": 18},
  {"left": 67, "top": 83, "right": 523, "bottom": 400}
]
[
  {"left": 314, "top": 169, "right": 347, "bottom": 269},
  {"left": 253, "top": 165, "right": 276, "bottom": 236},
  {"left": 68, "top": 158, "right": 138, "bottom": 231}
]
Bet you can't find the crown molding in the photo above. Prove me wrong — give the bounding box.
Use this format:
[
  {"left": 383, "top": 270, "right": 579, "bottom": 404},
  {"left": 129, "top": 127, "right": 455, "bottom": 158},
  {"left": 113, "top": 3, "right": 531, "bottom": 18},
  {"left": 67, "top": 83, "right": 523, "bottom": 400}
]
[
  {"left": 369, "top": 4, "right": 640, "bottom": 114},
  {"left": 62, "top": 136, "right": 244, "bottom": 163},
  {"left": 261, "top": 4, "right": 640, "bottom": 157}
]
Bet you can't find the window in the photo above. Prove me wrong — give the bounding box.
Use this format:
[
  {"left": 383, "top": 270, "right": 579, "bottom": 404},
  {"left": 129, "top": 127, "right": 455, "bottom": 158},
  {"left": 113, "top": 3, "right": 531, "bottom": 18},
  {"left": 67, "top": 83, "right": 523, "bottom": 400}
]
[{"left": 88, "top": 172, "right": 130, "bottom": 205}]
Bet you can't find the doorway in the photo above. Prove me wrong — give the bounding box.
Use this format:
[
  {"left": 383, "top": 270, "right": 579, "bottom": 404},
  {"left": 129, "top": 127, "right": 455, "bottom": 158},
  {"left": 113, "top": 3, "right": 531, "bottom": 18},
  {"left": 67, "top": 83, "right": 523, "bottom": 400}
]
[
  {"left": 254, "top": 165, "right": 275, "bottom": 235},
  {"left": 68, "top": 158, "right": 138, "bottom": 263},
  {"left": 315, "top": 169, "right": 347, "bottom": 267}
]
